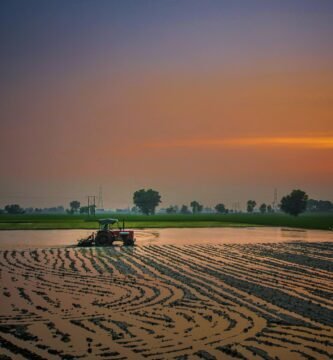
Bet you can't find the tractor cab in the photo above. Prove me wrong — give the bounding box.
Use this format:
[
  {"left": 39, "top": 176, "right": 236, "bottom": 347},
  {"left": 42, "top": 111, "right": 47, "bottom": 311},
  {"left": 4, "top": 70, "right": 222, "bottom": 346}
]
[
  {"left": 78, "top": 218, "right": 135, "bottom": 247},
  {"left": 99, "top": 218, "right": 119, "bottom": 231}
]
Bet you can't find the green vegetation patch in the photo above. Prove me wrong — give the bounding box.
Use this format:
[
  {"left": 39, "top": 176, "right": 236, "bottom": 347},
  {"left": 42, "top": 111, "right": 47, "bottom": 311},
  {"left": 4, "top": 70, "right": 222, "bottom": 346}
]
[{"left": 0, "top": 213, "right": 332, "bottom": 230}]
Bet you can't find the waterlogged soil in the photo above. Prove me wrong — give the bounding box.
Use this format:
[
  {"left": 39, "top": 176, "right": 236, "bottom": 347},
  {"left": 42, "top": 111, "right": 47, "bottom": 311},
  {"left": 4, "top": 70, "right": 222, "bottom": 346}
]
[
  {"left": 0, "top": 229, "right": 332, "bottom": 359},
  {"left": 0, "top": 227, "right": 332, "bottom": 249}
]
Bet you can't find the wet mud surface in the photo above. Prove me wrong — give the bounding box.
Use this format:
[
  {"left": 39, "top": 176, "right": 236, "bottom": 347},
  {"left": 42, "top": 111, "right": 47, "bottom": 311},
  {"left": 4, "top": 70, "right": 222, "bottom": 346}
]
[{"left": 0, "top": 241, "right": 332, "bottom": 359}]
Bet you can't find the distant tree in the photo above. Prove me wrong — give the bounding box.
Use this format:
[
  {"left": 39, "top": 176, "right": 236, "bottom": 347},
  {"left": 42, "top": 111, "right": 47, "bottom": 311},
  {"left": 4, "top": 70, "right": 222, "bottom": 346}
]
[
  {"left": 307, "top": 199, "right": 317, "bottom": 212},
  {"left": 190, "top": 201, "right": 197, "bottom": 213},
  {"left": 247, "top": 200, "right": 257, "bottom": 213},
  {"left": 180, "top": 205, "right": 190, "bottom": 214},
  {"left": 4, "top": 204, "right": 25, "bottom": 214},
  {"left": 69, "top": 201, "right": 80, "bottom": 214},
  {"left": 190, "top": 201, "right": 203, "bottom": 214},
  {"left": 259, "top": 203, "right": 267, "bottom": 213},
  {"left": 133, "top": 189, "right": 161, "bottom": 215},
  {"left": 131, "top": 206, "right": 139, "bottom": 213},
  {"left": 89, "top": 204, "right": 96, "bottom": 216},
  {"left": 215, "top": 203, "right": 227, "bottom": 214},
  {"left": 0, "top": 209, "right": 4, "bottom": 214},
  {"left": 267, "top": 204, "right": 273, "bottom": 213},
  {"left": 280, "top": 189, "right": 308, "bottom": 216},
  {"left": 307, "top": 199, "right": 333, "bottom": 212},
  {"left": 317, "top": 200, "right": 333, "bottom": 212},
  {"left": 80, "top": 206, "right": 89, "bottom": 214},
  {"left": 166, "top": 205, "right": 178, "bottom": 214}
]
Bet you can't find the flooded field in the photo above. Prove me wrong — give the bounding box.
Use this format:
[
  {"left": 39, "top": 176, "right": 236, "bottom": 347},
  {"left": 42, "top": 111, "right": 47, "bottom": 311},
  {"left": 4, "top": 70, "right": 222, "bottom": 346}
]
[
  {"left": 0, "top": 227, "right": 332, "bottom": 249},
  {"left": 0, "top": 229, "right": 332, "bottom": 359}
]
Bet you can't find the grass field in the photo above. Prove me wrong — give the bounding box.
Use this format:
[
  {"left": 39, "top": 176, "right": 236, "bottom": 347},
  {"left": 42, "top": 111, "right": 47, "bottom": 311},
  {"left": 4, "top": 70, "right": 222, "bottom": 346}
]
[{"left": 0, "top": 212, "right": 332, "bottom": 230}]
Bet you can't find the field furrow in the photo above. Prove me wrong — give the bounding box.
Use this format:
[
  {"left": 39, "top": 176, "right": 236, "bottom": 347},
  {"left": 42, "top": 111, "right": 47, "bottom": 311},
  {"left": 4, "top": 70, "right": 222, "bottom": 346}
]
[{"left": 0, "top": 242, "right": 332, "bottom": 359}]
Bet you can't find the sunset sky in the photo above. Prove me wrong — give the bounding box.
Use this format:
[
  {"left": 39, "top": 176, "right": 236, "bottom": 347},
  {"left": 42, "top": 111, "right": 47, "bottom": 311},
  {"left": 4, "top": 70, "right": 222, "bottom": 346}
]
[{"left": 1, "top": 0, "right": 332, "bottom": 209}]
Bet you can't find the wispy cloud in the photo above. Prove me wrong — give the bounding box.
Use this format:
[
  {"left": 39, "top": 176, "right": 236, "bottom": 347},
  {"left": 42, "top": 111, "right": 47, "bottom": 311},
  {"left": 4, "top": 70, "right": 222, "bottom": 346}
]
[{"left": 145, "top": 137, "right": 333, "bottom": 149}]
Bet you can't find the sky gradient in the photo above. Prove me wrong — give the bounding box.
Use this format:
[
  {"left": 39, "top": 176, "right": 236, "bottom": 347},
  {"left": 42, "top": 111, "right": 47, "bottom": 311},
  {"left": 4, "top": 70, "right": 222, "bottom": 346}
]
[{"left": 1, "top": 0, "right": 333, "bottom": 209}]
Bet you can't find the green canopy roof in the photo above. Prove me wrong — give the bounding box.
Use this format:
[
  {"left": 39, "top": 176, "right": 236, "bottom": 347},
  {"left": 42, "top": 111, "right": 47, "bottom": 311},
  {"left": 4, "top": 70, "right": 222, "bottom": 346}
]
[{"left": 98, "top": 218, "right": 119, "bottom": 225}]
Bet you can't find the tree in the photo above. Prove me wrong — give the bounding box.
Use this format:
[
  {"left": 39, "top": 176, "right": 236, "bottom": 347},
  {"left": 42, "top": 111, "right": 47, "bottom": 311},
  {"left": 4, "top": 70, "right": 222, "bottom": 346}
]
[
  {"left": 79, "top": 206, "right": 89, "bottom": 214},
  {"left": 316, "top": 200, "right": 333, "bottom": 212},
  {"left": 131, "top": 206, "right": 139, "bottom": 213},
  {"left": 280, "top": 189, "right": 308, "bottom": 216},
  {"left": 247, "top": 200, "right": 257, "bottom": 213},
  {"left": 307, "top": 199, "right": 333, "bottom": 212},
  {"left": 89, "top": 204, "right": 96, "bottom": 216},
  {"left": 180, "top": 205, "right": 190, "bottom": 214},
  {"left": 69, "top": 201, "right": 80, "bottom": 214},
  {"left": 215, "top": 203, "right": 227, "bottom": 214},
  {"left": 133, "top": 189, "right": 161, "bottom": 215},
  {"left": 166, "top": 205, "right": 178, "bottom": 214},
  {"left": 190, "top": 201, "right": 203, "bottom": 214},
  {"left": 4, "top": 204, "right": 25, "bottom": 214},
  {"left": 267, "top": 205, "right": 273, "bottom": 213},
  {"left": 259, "top": 203, "right": 267, "bottom": 213}
]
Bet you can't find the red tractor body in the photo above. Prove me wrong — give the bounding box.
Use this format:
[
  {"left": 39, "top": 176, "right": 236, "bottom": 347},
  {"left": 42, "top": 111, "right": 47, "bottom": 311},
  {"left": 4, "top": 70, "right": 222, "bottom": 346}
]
[{"left": 78, "top": 219, "right": 135, "bottom": 247}]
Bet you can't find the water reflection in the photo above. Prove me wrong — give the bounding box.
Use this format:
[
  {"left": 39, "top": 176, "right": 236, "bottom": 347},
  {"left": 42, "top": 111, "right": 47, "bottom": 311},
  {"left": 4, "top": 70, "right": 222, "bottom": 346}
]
[
  {"left": 280, "top": 228, "right": 308, "bottom": 240},
  {"left": 0, "top": 227, "right": 331, "bottom": 250}
]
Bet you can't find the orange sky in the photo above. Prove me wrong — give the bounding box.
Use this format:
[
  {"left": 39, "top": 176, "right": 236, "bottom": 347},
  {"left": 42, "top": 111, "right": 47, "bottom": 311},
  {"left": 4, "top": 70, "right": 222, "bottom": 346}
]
[
  {"left": 145, "top": 137, "right": 333, "bottom": 150},
  {"left": 0, "top": 1, "right": 332, "bottom": 209}
]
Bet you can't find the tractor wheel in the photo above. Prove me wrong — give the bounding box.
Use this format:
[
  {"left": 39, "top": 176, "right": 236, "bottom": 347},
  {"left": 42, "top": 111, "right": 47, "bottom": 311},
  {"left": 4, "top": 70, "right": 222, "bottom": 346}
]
[
  {"left": 123, "top": 238, "right": 134, "bottom": 246},
  {"left": 95, "top": 234, "right": 109, "bottom": 246}
]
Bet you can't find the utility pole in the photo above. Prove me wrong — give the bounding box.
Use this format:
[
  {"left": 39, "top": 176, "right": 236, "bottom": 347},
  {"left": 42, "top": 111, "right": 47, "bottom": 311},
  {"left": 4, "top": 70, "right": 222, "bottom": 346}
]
[
  {"left": 272, "top": 188, "right": 278, "bottom": 211},
  {"left": 97, "top": 186, "right": 103, "bottom": 209},
  {"left": 87, "top": 195, "right": 96, "bottom": 216}
]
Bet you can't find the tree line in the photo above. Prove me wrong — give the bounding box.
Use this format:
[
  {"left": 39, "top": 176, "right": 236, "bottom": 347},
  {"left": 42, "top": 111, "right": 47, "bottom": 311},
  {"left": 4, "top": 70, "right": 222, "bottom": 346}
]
[
  {"left": 1, "top": 189, "right": 332, "bottom": 217},
  {"left": 132, "top": 188, "right": 311, "bottom": 217}
]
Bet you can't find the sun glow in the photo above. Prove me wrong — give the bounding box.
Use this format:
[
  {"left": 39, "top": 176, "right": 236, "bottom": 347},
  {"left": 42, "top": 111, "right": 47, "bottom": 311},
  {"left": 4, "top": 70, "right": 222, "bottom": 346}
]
[{"left": 145, "top": 137, "right": 333, "bottom": 149}]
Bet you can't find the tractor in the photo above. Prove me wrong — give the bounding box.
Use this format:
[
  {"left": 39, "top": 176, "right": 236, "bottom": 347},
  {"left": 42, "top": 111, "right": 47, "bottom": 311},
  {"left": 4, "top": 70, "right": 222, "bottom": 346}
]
[{"left": 78, "top": 218, "right": 135, "bottom": 247}]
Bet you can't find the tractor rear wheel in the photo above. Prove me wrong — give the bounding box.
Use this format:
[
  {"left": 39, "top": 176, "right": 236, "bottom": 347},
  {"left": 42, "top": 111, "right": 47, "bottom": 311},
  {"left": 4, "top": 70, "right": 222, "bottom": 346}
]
[
  {"left": 123, "top": 238, "right": 134, "bottom": 246},
  {"left": 95, "top": 234, "right": 111, "bottom": 246}
]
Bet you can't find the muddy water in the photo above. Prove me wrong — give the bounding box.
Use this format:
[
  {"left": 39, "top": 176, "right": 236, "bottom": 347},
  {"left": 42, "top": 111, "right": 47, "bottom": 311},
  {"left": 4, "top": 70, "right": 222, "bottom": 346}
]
[{"left": 0, "top": 227, "right": 331, "bottom": 249}]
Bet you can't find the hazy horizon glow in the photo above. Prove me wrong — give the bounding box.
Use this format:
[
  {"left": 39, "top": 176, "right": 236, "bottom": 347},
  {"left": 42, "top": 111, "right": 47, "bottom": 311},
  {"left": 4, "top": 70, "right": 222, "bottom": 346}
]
[
  {"left": 145, "top": 136, "right": 333, "bottom": 149},
  {"left": 0, "top": 0, "right": 332, "bottom": 209}
]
